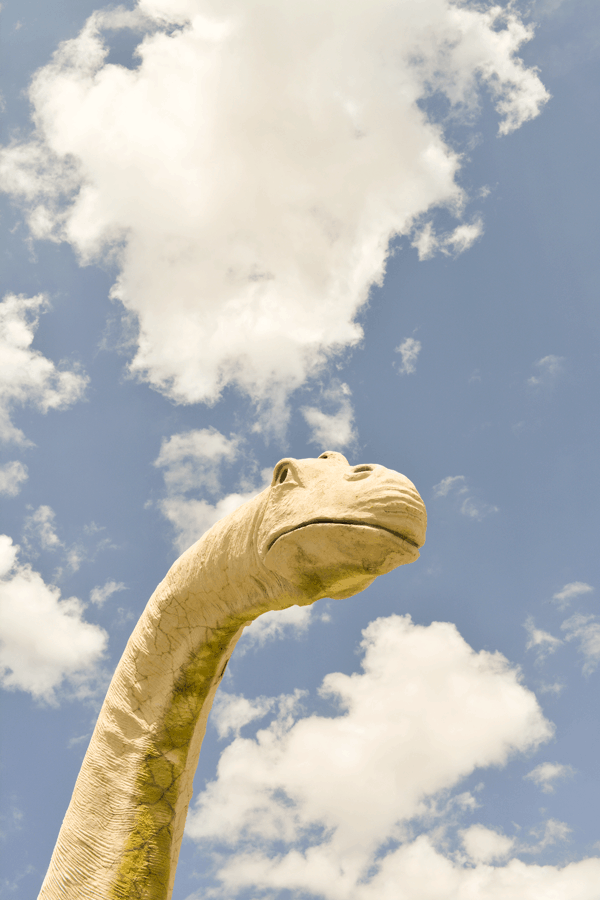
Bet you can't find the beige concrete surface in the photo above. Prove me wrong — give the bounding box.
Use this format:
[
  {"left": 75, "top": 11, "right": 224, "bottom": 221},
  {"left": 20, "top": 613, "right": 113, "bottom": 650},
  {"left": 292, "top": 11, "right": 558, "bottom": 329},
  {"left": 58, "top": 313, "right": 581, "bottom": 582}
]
[{"left": 38, "top": 451, "right": 426, "bottom": 900}]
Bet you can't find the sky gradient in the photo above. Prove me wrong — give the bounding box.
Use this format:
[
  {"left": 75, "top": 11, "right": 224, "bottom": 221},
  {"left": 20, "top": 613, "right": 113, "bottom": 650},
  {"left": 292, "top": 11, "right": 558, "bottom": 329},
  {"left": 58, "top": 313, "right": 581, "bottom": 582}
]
[{"left": 1, "top": 1, "right": 599, "bottom": 898}]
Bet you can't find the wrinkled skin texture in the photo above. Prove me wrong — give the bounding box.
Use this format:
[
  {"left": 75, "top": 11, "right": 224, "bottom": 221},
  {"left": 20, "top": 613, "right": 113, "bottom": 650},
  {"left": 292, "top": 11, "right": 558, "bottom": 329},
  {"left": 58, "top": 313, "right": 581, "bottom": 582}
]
[{"left": 38, "top": 452, "right": 426, "bottom": 900}]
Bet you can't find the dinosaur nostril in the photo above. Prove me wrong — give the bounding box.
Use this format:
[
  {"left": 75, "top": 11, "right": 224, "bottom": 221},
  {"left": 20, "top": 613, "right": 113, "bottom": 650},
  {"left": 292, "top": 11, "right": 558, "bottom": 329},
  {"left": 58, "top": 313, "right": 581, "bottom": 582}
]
[{"left": 353, "top": 465, "right": 373, "bottom": 473}]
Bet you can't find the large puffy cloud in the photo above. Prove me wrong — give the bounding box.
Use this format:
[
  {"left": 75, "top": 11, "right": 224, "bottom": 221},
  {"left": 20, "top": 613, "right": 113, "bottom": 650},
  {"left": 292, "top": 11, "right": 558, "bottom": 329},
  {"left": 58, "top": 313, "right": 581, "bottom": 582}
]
[
  {"left": 0, "top": 1, "right": 548, "bottom": 417},
  {"left": 0, "top": 293, "right": 88, "bottom": 444},
  {"left": 0, "top": 535, "right": 107, "bottom": 702},
  {"left": 180, "top": 614, "right": 597, "bottom": 899},
  {"left": 343, "top": 838, "right": 600, "bottom": 900}
]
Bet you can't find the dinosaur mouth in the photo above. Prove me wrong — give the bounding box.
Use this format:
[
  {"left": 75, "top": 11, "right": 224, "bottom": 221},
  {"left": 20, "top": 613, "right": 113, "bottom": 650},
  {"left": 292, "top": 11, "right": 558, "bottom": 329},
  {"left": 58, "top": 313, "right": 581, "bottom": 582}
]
[
  {"left": 266, "top": 519, "right": 420, "bottom": 553},
  {"left": 263, "top": 520, "right": 421, "bottom": 600}
]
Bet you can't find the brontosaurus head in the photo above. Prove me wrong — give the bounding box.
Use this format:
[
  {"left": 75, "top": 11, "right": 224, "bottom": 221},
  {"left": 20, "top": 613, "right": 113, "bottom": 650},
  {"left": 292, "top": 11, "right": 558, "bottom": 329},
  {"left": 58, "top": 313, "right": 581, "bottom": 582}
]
[{"left": 256, "top": 451, "right": 426, "bottom": 601}]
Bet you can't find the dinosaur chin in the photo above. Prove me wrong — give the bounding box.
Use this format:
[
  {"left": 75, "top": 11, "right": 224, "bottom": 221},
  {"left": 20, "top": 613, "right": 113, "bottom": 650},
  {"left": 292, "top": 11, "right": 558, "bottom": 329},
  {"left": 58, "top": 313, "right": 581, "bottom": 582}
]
[{"left": 264, "top": 521, "right": 421, "bottom": 601}]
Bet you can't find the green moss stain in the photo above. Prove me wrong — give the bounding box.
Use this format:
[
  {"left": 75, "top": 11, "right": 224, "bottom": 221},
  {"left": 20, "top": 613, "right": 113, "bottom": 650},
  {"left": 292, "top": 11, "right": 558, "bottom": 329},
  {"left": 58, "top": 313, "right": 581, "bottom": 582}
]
[
  {"left": 110, "top": 805, "right": 170, "bottom": 900},
  {"left": 109, "top": 623, "right": 242, "bottom": 900}
]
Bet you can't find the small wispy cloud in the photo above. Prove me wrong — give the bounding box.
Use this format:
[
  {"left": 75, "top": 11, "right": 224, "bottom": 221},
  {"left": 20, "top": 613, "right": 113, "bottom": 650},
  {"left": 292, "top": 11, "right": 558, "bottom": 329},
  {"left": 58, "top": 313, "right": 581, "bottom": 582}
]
[
  {"left": 154, "top": 428, "right": 240, "bottom": 496},
  {"left": 21, "top": 505, "right": 106, "bottom": 575},
  {"left": 411, "top": 217, "right": 484, "bottom": 261},
  {"left": 521, "top": 818, "right": 572, "bottom": 853},
  {"left": 432, "top": 475, "right": 498, "bottom": 521},
  {"left": 433, "top": 475, "right": 468, "bottom": 499},
  {"left": 394, "top": 337, "right": 421, "bottom": 375},
  {"left": 525, "top": 761, "right": 575, "bottom": 794},
  {"left": 524, "top": 616, "right": 563, "bottom": 663},
  {"left": 161, "top": 490, "right": 269, "bottom": 553},
  {"left": 537, "top": 681, "right": 565, "bottom": 696},
  {"left": 211, "top": 689, "right": 307, "bottom": 740},
  {"left": 89, "top": 580, "right": 127, "bottom": 607},
  {"left": 240, "top": 605, "right": 315, "bottom": 651},
  {"left": 527, "top": 355, "right": 565, "bottom": 387},
  {"left": 0, "top": 800, "right": 25, "bottom": 838},
  {"left": 0, "top": 293, "right": 88, "bottom": 445},
  {"left": 210, "top": 693, "right": 276, "bottom": 740},
  {"left": 561, "top": 613, "right": 600, "bottom": 675},
  {"left": 23, "top": 505, "right": 63, "bottom": 553},
  {"left": 552, "top": 581, "right": 593, "bottom": 610},
  {"left": 301, "top": 381, "right": 356, "bottom": 450},
  {"left": 459, "top": 496, "right": 499, "bottom": 521},
  {"left": 154, "top": 428, "right": 271, "bottom": 551},
  {"left": 0, "top": 460, "right": 28, "bottom": 497}
]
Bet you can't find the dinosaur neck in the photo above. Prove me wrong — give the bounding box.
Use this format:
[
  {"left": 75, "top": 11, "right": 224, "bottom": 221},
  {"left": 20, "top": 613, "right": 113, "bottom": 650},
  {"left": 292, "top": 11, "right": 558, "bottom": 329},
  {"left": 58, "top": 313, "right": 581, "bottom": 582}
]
[{"left": 39, "top": 493, "right": 297, "bottom": 900}]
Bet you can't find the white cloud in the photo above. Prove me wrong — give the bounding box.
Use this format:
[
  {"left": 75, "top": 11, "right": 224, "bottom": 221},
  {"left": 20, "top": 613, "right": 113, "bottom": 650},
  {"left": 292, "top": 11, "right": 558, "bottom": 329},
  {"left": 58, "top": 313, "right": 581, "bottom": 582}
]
[
  {"left": 0, "top": 293, "right": 88, "bottom": 444},
  {"left": 1, "top": 2, "right": 548, "bottom": 416},
  {"left": 433, "top": 475, "right": 498, "bottom": 520},
  {"left": 524, "top": 616, "right": 563, "bottom": 663},
  {"left": 522, "top": 817, "right": 573, "bottom": 853},
  {"left": 411, "top": 221, "right": 439, "bottom": 261},
  {"left": 445, "top": 218, "right": 484, "bottom": 254},
  {"left": 561, "top": 613, "right": 600, "bottom": 675},
  {"left": 395, "top": 337, "right": 421, "bottom": 375},
  {"left": 460, "top": 824, "right": 515, "bottom": 863},
  {"left": 527, "top": 354, "right": 566, "bottom": 387},
  {"left": 160, "top": 489, "right": 267, "bottom": 553},
  {"left": 459, "top": 496, "right": 499, "bottom": 521},
  {"left": 552, "top": 581, "right": 593, "bottom": 610},
  {"left": 532, "top": 0, "right": 569, "bottom": 15},
  {"left": 21, "top": 506, "right": 112, "bottom": 575},
  {"left": 433, "top": 475, "right": 467, "bottom": 498},
  {"left": 0, "top": 801, "right": 24, "bottom": 840},
  {"left": 301, "top": 382, "right": 356, "bottom": 449},
  {"left": 154, "top": 428, "right": 240, "bottom": 495},
  {"left": 525, "top": 761, "right": 575, "bottom": 794},
  {"left": 412, "top": 216, "right": 484, "bottom": 260},
  {"left": 187, "top": 614, "right": 557, "bottom": 897},
  {"left": 154, "top": 428, "right": 270, "bottom": 551},
  {"left": 89, "top": 579, "right": 126, "bottom": 607},
  {"left": 240, "top": 605, "right": 314, "bottom": 649},
  {"left": 211, "top": 693, "right": 276, "bottom": 741},
  {"left": 211, "top": 690, "right": 307, "bottom": 741},
  {"left": 0, "top": 460, "right": 28, "bottom": 496},
  {"left": 345, "top": 829, "right": 595, "bottom": 900},
  {"left": 0, "top": 535, "right": 107, "bottom": 702},
  {"left": 23, "top": 504, "right": 63, "bottom": 552},
  {"left": 537, "top": 680, "right": 564, "bottom": 696}
]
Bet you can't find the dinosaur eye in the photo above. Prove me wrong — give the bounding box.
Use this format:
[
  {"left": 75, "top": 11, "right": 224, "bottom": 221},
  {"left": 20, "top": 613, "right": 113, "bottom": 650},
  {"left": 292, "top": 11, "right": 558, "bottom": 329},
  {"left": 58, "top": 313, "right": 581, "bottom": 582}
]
[{"left": 272, "top": 459, "right": 296, "bottom": 486}]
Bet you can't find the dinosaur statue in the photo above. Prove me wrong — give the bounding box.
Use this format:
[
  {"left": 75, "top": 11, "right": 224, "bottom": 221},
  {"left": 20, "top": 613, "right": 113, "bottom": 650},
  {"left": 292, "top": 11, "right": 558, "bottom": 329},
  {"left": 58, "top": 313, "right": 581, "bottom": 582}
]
[{"left": 38, "top": 451, "right": 426, "bottom": 900}]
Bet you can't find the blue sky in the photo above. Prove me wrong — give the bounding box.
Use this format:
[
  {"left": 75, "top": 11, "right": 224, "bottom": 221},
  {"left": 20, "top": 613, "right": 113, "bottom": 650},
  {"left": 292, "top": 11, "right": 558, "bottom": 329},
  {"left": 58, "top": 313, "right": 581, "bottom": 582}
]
[{"left": 1, "top": 1, "right": 599, "bottom": 898}]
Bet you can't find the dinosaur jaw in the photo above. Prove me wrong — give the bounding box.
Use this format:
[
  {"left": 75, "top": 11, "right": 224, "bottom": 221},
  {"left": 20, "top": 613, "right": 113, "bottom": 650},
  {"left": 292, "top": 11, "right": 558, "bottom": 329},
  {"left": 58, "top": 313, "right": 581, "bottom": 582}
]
[{"left": 263, "top": 521, "right": 420, "bottom": 601}]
